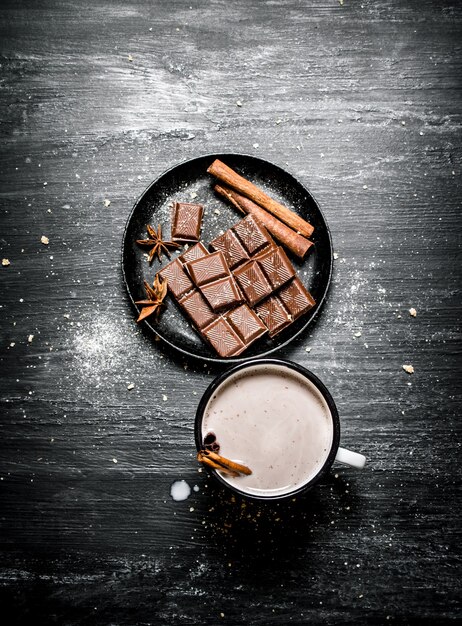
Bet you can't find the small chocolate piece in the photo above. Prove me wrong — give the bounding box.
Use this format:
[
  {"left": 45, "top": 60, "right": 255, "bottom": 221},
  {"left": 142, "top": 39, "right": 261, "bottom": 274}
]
[
  {"left": 278, "top": 277, "right": 316, "bottom": 320},
  {"left": 257, "top": 246, "right": 296, "bottom": 290},
  {"left": 178, "top": 241, "right": 208, "bottom": 265},
  {"left": 158, "top": 258, "right": 194, "bottom": 299},
  {"left": 178, "top": 289, "right": 218, "bottom": 330},
  {"left": 209, "top": 230, "right": 249, "bottom": 269},
  {"left": 227, "top": 304, "right": 267, "bottom": 345},
  {"left": 202, "top": 318, "right": 245, "bottom": 357},
  {"left": 201, "top": 275, "right": 243, "bottom": 312},
  {"left": 233, "top": 214, "right": 274, "bottom": 256},
  {"left": 255, "top": 295, "right": 292, "bottom": 337},
  {"left": 233, "top": 260, "right": 272, "bottom": 307},
  {"left": 185, "top": 251, "right": 229, "bottom": 287},
  {"left": 171, "top": 202, "right": 203, "bottom": 243}
]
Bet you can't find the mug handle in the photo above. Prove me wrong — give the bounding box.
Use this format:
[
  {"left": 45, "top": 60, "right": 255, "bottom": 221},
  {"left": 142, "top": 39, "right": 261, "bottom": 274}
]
[{"left": 335, "top": 447, "right": 366, "bottom": 469}]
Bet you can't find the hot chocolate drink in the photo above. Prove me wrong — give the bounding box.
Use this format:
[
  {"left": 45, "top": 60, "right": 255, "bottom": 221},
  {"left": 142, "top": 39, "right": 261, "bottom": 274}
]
[{"left": 201, "top": 363, "right": 334, "bottom": 497}]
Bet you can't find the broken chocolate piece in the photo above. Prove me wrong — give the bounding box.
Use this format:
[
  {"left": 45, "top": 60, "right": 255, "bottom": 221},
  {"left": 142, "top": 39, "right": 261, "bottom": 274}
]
[
  {"left": 185, "top": 251, "right": 229, "bottom": 287},
  {"left": 233, "top": 260, "right": 272, "bottom": 307},
  {"left": 178, "top": 241, "right": 208, "bottom": 265},
  {"left": 171, "top": 202, "right": 203, "bottom": 243},
  {"left": 200, "top": 275, "right": 243, "bottom": 312},
  {"left": 209, "top": 229, "right": 249, "bottom": 269},
  {"left": 158, "top": 258, "right": 193, "bottom": 299},
  {"left": 178, "top": 289, "right": 218, "bottom": 330},
  {"left": 257, "top": 246, "right": 296, "bottom": 290},
  {"left": 202, "top": 318, "right": 245, "bottom": 357},
  {"left": 232, "top": 214, "right": 274, "bottom": 256},
  {"left": 278, "top": 277, "right": 316, "bottom": 320},
  {"left": 255, "top": 295, "right": 292, "bottom": 337},
  {"left": 226, "top": 304, "right": 267, "bottom": 345}
]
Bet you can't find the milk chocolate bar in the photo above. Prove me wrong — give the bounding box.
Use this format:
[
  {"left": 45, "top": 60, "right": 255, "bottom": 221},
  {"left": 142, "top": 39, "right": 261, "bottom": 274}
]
[
  {"left": 233, "top": 260, "right": 272, "bottom": 307},
  {"left": 257, "top": 246, "right": 295, "bottom": 290},
  {"left": 178, "top": 289, "right": 218, "bottom": 330},
  {"left": 202, "top": 318, "right": 245, "bottom": 357},
  {"left": 226, "top": 304, "right": 267, "bottom": 345},
  {"left": 200, "top": 275, "right": 244, "bottom": 312},
  {"left": 158, "top": 258, "right": 193, "bottom": 299},
  {"left": 157, "top": 209, "right": 313, "bottom": 357},
  {"left": 278, "top": 277, "right": 316, "bottom": 320},
  {"left": 185, "top": 251, "right": 229, "bottom": 287},
  {"left": 209, "top": 229, "right": 249, "bottom": 269},
  {"left": 178, "top": 241, "right": 208, "bottom": 265},
  {"left": 233, "top": 214, "right": 275, "bottom": 256},
  {"left": 255, "top": 295, "right": 292, "bottom": 337},
  {"left": 171, "top": 202, "right": 203, "bottom": 243}
]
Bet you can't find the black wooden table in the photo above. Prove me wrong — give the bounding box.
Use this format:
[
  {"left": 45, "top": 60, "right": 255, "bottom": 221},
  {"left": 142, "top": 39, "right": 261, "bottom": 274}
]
[{"left": 1, "top": 1, "right": 460, "bottom": 624}]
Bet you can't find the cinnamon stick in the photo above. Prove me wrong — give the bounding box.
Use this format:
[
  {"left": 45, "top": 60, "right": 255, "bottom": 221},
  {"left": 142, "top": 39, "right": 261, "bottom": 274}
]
[
  {"left": 207, "top": 159, "right": 314, "bottom": 238},
  {"left": 197, "top": 449, "right": 252, "bottom": 476},
  {"left": 197, "top": 452, "right": 238, "bottom": 477},
  {"left": 215, "top": 184, "right": 314, "bottom": 260}
]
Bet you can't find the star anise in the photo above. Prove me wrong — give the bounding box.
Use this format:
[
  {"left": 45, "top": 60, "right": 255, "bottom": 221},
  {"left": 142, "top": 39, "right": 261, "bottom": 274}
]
[
  {"left": 135, "top": 274, "right": 168, "bottom": 322},
  {"left": 136, "top": 224, "right": 180, "bottom": 263}
]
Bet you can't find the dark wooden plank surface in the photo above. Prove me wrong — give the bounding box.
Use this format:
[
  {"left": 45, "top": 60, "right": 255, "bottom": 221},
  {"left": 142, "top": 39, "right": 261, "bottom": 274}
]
[{"left": 0, "top": 0, "right": 461, "bottom": 624}]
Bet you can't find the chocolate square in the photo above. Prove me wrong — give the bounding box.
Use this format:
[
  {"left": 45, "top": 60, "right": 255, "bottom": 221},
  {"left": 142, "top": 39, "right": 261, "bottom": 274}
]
[
  {"left": 233, "top": 260, "right": 273, "bottom": 307},
  {"left": 202, "top": 318, "right": 245, "bottom": 357},
  {"left": 278, "top": 277, "right": 316, "bottom": 320},
  {"left": 257, "top": 246, "right": 296, "bottom": 290},
  {"left": 233, "top": 215, "right": 274, "bottom": 256},
  {"left": 255, "top": 295, "right": 292, "bottom": 337},
  {"left": 178, "top": 289, "right": 218, "bottom": 330},
  {"left": 185, "top": 251, "right": 229, "bottom": 287},
  {"left": 158, "top": 258, "right": 194, "bottom": 299},
  {"left": 178, "top": 241, "right": 208, "bottom": 265},
  {"left": 209, "top": 229, "right": 249, "bottom": 269},
  {"left": 171, "top": 202, "right": 203, "bottom": 243},
  {"left": 200, "top": 275, "right": 243, "bottom": 312},
  {"left": 227, "top": 304, "right": 267, "bottom": 345}
]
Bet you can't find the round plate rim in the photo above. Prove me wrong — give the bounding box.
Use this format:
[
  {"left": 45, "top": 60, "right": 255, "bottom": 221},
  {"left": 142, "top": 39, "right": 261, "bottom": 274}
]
[{"left": 121, "top": 152, "right": 333, "bottom": 364}]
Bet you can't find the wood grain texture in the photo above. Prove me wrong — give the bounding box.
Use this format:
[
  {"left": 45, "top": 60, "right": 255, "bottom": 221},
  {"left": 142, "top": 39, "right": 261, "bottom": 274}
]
[{"left": 0, "top": 0, "right": 461, "bottom": 624}]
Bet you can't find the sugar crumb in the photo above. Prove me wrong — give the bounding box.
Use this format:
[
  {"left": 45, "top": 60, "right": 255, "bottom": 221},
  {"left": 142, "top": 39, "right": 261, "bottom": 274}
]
[
  {"left": 333, "top": 252, "right": 339, "bottom": 260},
  {"left": 104, "top": 199, "right": 111, "bottom": 207},
  {"left": 402, "top": 364, "right": 414, "bottom": 374},
  {"left": 41, "top": 236, "right": 49, "bottom": 245},
  {"left": 236, "top": 100, "right": 242, "bottom": 107},
  {"left": 2, "top": 258, "right": 10, "bottom": 266},
  {"left": 28, "top": 334, "right": 34, "bottom": 343},
  {"left": 127, "top": 383, "right": 135, "bottom": 390},
  {"left": 409, "top": 307, "right": 417, "bottom": 317}
]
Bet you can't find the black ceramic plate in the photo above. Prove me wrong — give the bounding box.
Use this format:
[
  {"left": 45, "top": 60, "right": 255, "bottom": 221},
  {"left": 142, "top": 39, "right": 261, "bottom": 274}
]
[{"left": 122, "top": 153, "right": 332, "bottom": 364}]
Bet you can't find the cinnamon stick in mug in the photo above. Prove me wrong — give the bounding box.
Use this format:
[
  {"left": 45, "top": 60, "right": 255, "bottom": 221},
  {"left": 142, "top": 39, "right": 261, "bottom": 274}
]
[
  {"left": 207, "top": 159, "right": 314, "bottom": 238},
  {"left": 215, "top": 184, "right": 314, "bottom": 260}
]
